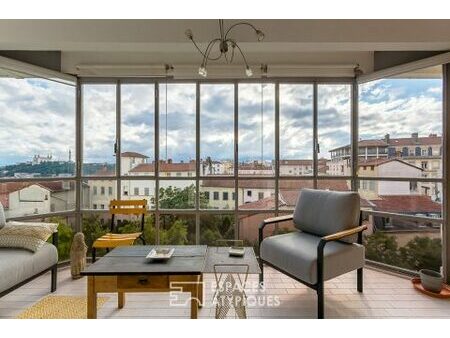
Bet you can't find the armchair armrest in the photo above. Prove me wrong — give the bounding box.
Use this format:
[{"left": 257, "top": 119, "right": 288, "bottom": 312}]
[
  {"left": 321, "top": 225, "right": 367, "bottom": 243},
  {"left": 258, "top": 214, "right": 294, "bottom": 252}
]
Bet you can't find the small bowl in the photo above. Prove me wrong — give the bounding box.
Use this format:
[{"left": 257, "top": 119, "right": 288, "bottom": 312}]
[{"left": 419, "top": 269, "right": 443, "bottom": 293}]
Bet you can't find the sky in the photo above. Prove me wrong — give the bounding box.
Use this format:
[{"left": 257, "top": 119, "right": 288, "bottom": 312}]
[{"left": 0, "top": 74, "right": 444, "bottom": 166}]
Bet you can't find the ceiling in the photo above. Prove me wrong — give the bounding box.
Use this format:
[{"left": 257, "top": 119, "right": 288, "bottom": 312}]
[{"left": 0, "top": 20, "right": 449, "bottom": 76}]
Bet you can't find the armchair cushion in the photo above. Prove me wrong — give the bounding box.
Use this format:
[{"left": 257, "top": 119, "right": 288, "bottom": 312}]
[
  {"left": 293, "top": 189, "right": 360, "bottom": 243},
  {"left": 260, "top": 231, "right": 364, "bottom": 284}
]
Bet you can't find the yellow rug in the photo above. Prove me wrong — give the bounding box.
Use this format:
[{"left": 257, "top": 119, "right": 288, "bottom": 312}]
[{"left": 17, "top": 295, "right": 109, "bottom": 319}]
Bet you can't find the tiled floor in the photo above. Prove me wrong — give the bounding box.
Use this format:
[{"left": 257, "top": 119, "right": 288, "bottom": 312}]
[{"left": 1, "top": 266, "right": 450, "bottom": 319}]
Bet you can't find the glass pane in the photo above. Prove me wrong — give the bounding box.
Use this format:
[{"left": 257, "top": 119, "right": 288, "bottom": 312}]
[
  {"left": 0, "top": 180, "right": 76, "bottom": 218},
  {"left": 82, "top": 212, "right": 156, "bottom": 258},
  {"left": 364, "top": 217, "right": 442, "bottom": 272},
  {"left": 317, "top": 179, "right": 351, "bottom": 191},
  {"left": 159, "top": 83, "right": 196, "bottom": 172},
  {"left": 238, "top": 179, "right": 275, "bottom": 210},
  {"left": 82, "top": 84, "right": 116, "bottom": 176},
  {"left": 200, "top": 179, "right": 235, "bottom": 210},
  {"left": 279, "top": 84, "right": 314, "bottom": 176},
  {"left": 200, "top": 214, "right": 235, "bottom": 245},
  {"left": 0, "top": 78, "right": 75, "bottom": 178},
  {"left": 359, "top": 66, "right": 443, "bottom": 178},
  {"left": 278, "top": 180, "right": 314, "bottom": 210},
  {"left": 200, "top": 84, "right": 234, "bottom": 176},
  {"left": 160, "top": 214, "right": 195, "bottom": 245},
  {"left": 359, "top": 179, "right": 442, "bottom": 214},
  {"left": 120, "top": 179, "right": 155, "bottom": 209},
  {"left": 318, "top": 84, "right": 351, "bottom": 176},
  {"left": 121, "top": 84, "right": 155, "bottom": 175},
  {"left": 158, "top": 180, "right": 196, "bottom": 209},
  {"left": 238, "top": 83, "right": 275, "bottom": 176},
  {"left": 82, "top": 179, "right": 116, "bottom": 210},
  {"left": 238, "top": 213, "right": 274, "bottom": 253}
]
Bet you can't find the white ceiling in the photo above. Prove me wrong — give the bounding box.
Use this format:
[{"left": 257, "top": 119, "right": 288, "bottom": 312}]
[{"left": 0, "top": 20, "right": 449, "bottom": 76}]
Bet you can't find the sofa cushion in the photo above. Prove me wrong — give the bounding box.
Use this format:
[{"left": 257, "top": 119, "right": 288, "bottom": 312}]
[
  {"left": 260, "top": 231, "right": 364, "bottom": 284},
  {"left": 0, "top": 222, "right": 57, "bottom": 252},
  {"left": 0, "top": 243, "right": 58, "bottom": 294},
  {"left": 293, "top": 189, "right": 360, "bottom": 243},
  {"left": 0, "top": 202, "right": 5, "bottom": 229}
]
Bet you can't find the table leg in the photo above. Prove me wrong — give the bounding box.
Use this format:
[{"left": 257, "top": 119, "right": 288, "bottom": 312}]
[
  {"left": 118, "top": 292, "right": 125, "bottom": 309},
  {"left": 198, "top": 274, "right": 203, "bottom": 308},
  {"left": 87, "top": 276, "right": 97, "bottom": 319},
  {"left": 190, "top": 284, "right": 199, "bottom": 319}
]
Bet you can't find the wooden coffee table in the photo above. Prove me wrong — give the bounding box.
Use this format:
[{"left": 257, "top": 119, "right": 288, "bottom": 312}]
[
  {"left": 81, "top": 245, "right": 207, "bottom": 319},
  {"left": 81, "top": 245, "right": 261, "bottom": 319}
]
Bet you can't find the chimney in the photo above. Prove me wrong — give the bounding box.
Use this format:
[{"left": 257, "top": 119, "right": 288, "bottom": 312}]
[
  {"left": 384, "top": 133, "right": 390, "bottom": 143},
  {"left": 411, "top": 132, "right": 419, "bottom": 142},
  {"left": 167, "top": 159, "right": 172, "bottom": 164}
]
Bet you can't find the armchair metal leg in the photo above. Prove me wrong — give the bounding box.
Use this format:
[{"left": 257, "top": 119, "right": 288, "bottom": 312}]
[
  {"left": 51, "top": 265, "right": 57, "bottom": 292},
  {"left": 317, "top": 282, "right": 324, "bottom": 319},
  {"left": 259, "top": 259, "right": 264, "bottom": 287},
  {"left": 357, "top": 268, "right": 363, "bottom": 293},
  {"left": 92, "top": 248, "right": 96, "bottom": 263}
]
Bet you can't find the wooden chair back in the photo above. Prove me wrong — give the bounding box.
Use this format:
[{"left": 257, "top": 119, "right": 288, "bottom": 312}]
[{"left": 108, "top": 199, "right": 148, "bottom": 233}]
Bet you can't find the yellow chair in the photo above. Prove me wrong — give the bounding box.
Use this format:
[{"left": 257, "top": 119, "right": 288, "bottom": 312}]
[{"left": 92, "top": 199, "right": 147, "bottom": 262}]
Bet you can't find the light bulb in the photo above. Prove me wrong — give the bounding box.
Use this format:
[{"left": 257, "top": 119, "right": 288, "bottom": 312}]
[
  {"left": 198, "top": 66, "right": 207, "bottom": 77},
  {"left": 256, "top": 30, "right": 265, "bottom": 42},
  {"left": 245, "top": 66, "right": 253, "bottom": 77}
]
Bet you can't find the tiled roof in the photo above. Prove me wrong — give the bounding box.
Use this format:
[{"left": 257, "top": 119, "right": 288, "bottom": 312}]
[
  {"left": 358, "top": 158, "right": 423, "bottom": 170},
  {"left": 370, "top": 195, "right": 441, "bottom": 213},
  {"left": 389, "top": 136, "right": 442, "bottom": 146},
  {"left": 130, "top": 161, "right": 196, "bottom": 173},
  {"left": 240, "top": 196, "right": 277, "bottom": 209},
  {"left": 121, "top": 151, "right": 149, "bottom": 158},
  {"left": 92, "top": 166, "right": 115, "bottom": 176}
]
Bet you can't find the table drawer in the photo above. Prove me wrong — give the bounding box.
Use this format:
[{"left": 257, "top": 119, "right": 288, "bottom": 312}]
[{"left": 117, "top": 275, "right": 169, "bottom": 290}]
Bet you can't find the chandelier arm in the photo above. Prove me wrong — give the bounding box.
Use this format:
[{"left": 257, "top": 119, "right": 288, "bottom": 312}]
[
  {"left": 224, "top": 22, "right": 260, "bottom": 40},
  {"left": 233, "top": 42, "right": 250, "bottom": 68},
  {"left": 202, "top": 38, "right": 222, "bottom": 67}
]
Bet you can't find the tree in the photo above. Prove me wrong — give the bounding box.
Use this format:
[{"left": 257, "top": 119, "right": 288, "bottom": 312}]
[
  {"left": 399, "top": 236, "right": 442, "bottom": 271},
  {"left": 364, "top": 232, "right": 401, "bottom": 266},
  {"left": 47, "top": 216, "right": 74, "bottom": 261}
]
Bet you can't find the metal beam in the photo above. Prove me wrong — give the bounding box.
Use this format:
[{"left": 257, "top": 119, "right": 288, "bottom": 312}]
[{"left": 443, "top": 63, "right": 450, "bottom": 283}]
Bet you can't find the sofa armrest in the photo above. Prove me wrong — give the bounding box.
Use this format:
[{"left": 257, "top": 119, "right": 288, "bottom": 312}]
[{"left": 258, "top": 214, "right": 294, "bottom": 252}]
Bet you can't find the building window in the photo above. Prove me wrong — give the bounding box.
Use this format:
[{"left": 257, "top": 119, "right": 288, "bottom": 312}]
[
  {"left": 247, "top": 190, "right": 252, "bottom": 197},
  {"left": 176, "top": 172, "right": 182, "bottom": 177},
  {"left": 108, "top": 187, "right": 113, "bottom": 196},
  {"left": 223, "top": 192, "right": 229, "bottom": 200},
  {"left": 213, "top": 192, "right": 219, "bottom": 200},
  {"left": 144, "top": 187, "right": 150, "bottom": 196},
  {"left": 232, "top": 192, "right": 235, "bottom": 200},
  {"left": 93, "top": 204, "right": 97, "bottom": 210},
  {"left": 101, "top": 187, "right": 105, "bottom": 195},
  {"left": 370, "top": 166, "right": 374, "bottom": 171},
  {"left": 134, "top": 187, "right": 139, "bottom": 195},
  {"left": 100, "top": 204, "right": 105, "bottom": 209},
  {"left": 410, "top": 182, "right": 418, "bottom": 192},
  {"left": 258, "top": 192, "right": 264, "bottom": 200},
  {"left": 188, "top": 172, "right": 192, "bottom": 177},
  {"left": 93, "top": 186, "right": 97, "bottom": 195},
  {"left": 402, "top": 147, "right": 408, "bottom": 156},
  {"left": 428, "top": 147, "right": 433, "bottom": 156},
  {"left": 204, "top": 191, "right": 210, "bottom": 200},
  {"left": 421, "top": 161, "right": 428, "bottom": 169}
]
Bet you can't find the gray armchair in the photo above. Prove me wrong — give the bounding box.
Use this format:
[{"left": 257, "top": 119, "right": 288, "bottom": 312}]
[{"left": 259, "top": 188, "right": 366, "bottom": 319}]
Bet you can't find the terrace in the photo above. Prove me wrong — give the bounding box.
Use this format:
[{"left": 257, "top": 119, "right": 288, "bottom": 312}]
[{"left": 0, "top": 19, "right": 450, "bottom": 320}]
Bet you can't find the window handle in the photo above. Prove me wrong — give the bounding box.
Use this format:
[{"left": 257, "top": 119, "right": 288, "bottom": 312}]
[{"left": 316, "top": 143, "right": 320, "bottom": 153}]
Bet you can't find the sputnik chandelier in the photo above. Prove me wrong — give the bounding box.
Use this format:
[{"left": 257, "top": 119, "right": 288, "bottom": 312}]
[{"left": 185, "top": 19, "right": 265, "bottom": 78}]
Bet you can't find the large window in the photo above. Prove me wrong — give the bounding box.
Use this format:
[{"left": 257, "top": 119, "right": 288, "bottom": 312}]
[
  {"left": 359, "top": 66, "right": 444, "bottom": 272},
  {"left": 238, "top": 83, "right": 275, "bottom": 177},
  {"left": 0, "top": 78, "right": 75, "bottom": 177},
  {"left": 279, "top": 84, "right": 314, "bottom": 176},
  {"left": 4, "top": 72, "right": 446, "bottom": 274},
  {"left": 121, "top": 83, "right": 155, "bottom": 175},
  {"left": 200, "top": 84, "right": 234, "bottom": 176},
  {"left": 82, "top": 84, "right": 116, "bottom": 176}
]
